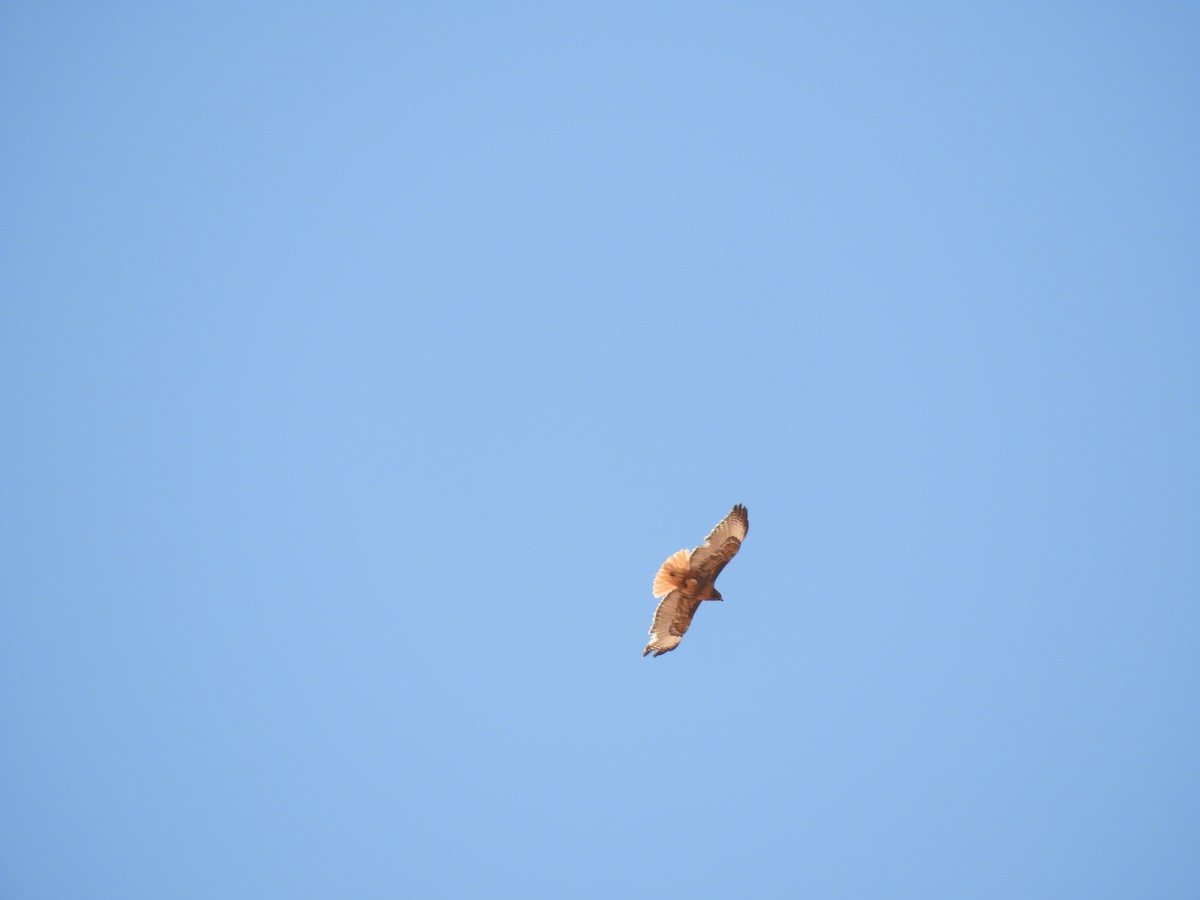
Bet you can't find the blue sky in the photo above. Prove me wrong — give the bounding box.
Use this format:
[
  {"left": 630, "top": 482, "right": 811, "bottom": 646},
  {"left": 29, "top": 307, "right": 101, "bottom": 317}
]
[{"left": 2, "top": 3, "right": 1198, "bottom": 897}]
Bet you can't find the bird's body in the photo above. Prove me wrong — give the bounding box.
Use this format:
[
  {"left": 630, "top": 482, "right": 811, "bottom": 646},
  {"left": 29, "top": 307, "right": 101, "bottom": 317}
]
[{"left": 643, "top": 504, "right": 748, "bottom": 657}]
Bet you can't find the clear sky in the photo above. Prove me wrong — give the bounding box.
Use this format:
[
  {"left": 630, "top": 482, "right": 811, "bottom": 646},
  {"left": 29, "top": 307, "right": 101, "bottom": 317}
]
[{"left": 2, "top": 3, "right": 1198, "bottom": 898}]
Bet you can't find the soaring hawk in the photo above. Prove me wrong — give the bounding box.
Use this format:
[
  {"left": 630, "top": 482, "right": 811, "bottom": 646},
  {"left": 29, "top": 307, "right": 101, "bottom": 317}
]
[{"left": 643, "top": 503, "right": 748, "bottom": 657}]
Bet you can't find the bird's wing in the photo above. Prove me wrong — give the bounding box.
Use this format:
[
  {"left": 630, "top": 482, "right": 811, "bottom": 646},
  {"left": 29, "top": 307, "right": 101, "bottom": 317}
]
[
  {"left": 689, "top": 503, "right": 749, "bottom": 583},
  {"left": 643, "top": 590, "right": 702, "bottom": 657}
]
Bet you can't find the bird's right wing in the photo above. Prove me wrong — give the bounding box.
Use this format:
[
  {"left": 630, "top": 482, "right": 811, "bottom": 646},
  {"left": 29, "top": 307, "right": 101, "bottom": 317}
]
[{"left": 689, "top": 503, "right": 749, "bottom": 583}]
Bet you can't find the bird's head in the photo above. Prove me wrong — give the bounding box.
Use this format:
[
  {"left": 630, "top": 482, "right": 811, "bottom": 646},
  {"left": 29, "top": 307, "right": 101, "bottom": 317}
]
[{"left": 710, "top": 589, "right": 724, "bottom": 602}]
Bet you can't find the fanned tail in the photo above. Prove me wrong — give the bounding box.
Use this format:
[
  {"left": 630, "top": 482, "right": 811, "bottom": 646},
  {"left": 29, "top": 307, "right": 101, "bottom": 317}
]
[{"left": 652, "top": 548, "right": 691, "bottom": 598}]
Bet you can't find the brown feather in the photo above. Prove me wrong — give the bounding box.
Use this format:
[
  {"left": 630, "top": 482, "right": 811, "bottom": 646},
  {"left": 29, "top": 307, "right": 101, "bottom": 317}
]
[
  {"left": 642, "top": 590, "right": 703, "bottom": 657},
  {"left": 652, "top": 548, "right": 692, "bottom": 598},
  {"left": 689, "top": 503, "right": 748, "bottom": 583},
  {"left": 642, "top": 504, "right": 748, "bottom": 657}
]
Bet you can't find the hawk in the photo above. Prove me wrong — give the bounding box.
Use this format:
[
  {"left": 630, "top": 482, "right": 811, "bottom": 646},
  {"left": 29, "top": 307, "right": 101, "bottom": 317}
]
[{"left": 643, "top": 503, "right": 748, "bottom": 657}]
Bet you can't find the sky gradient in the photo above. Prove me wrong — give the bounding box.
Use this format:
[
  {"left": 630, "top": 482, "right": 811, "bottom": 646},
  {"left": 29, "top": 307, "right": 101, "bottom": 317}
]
[{"left": 2, "top": 3, "right": 1198, "bottom": 898}]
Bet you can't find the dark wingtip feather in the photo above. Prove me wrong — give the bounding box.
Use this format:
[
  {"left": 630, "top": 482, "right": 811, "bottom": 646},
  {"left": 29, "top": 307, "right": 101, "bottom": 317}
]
[{"left": 732, "top": 502, "right": 748, "bottom": 534}]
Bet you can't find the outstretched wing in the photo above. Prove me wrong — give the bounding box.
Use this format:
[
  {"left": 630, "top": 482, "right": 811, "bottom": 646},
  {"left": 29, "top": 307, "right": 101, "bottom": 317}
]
[
  {"left": 643, "top": 591, "right": 702, "bottom": 657},
  {"left": 689, "top": 503, "right": 749, "bottom": 584}
]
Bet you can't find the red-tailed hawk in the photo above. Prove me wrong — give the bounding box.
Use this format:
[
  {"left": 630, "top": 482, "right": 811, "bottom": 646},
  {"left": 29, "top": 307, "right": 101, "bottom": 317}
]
[{"left": 643, "top": 503, "right": 748, "bottom": 657}]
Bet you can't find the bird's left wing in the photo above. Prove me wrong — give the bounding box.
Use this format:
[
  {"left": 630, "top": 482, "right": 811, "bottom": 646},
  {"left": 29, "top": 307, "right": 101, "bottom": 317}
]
[{"left": 643, "top": 590, "right": 702, "bottom": 657}]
